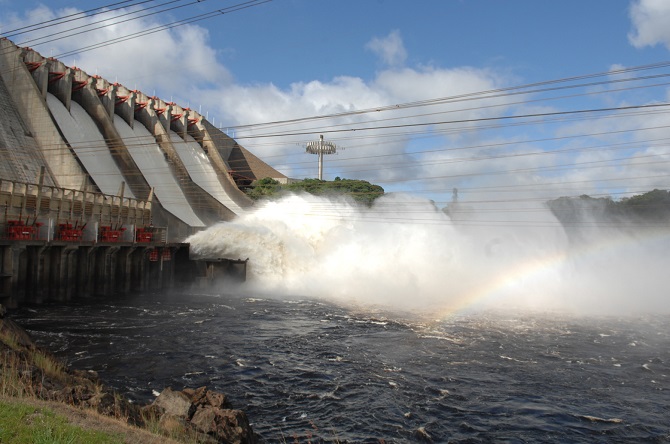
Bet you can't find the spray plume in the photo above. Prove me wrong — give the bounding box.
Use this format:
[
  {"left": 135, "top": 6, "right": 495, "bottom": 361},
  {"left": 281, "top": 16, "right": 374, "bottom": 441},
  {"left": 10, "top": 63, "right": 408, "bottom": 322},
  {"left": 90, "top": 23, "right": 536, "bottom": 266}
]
[{"left": 186, "top": 193, "right": 670, "bottom": 318}]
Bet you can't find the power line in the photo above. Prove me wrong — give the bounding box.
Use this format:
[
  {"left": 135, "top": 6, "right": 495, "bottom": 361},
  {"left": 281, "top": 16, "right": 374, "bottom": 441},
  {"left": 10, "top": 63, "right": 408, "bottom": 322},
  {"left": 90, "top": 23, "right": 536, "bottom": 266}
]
[
  {"left": 54, "top": 0, "right": 272, "bottom": 59},
  {"left": 232, "top": 75, "right": 670, "bottom": 141},
  {"left": 2, "top": 5, "right": 670, "bottom": 221},
  {"left": 2, "top": 0, "right": 150, "bottom": 37},
  {"left": 224, "top": 62, "right": 670, "bottom": 132},
  {"left": 16, "top": 0, "right": 195, "bottom": 48},
  {"left": 232, "top": 102, "right": 670, "bottom": 139},
  {"left": 0, "top": 0, "right": 272, "bottom": 62}
]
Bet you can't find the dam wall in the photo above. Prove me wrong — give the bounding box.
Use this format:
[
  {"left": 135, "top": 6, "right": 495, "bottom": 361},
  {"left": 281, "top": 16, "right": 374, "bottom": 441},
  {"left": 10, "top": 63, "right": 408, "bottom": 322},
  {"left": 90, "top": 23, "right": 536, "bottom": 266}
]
[
  {"left": 0, "top": 175, "right": 248, "bottom": 308},
  {"left": 0, "top": 241, "right": 185, "bottom": 307},
  {"left": 0, "top": 38, "right": 287, "bottom": 240},
  {"left": 0, "top": 37, "right": 286, "bottom": 306}
]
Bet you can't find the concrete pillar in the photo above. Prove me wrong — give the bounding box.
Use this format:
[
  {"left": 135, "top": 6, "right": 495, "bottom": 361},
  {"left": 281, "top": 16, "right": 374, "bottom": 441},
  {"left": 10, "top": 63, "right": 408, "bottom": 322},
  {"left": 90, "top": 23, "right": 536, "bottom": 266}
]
[
  {"left": 173, "top": 245, "right": 200, "bottom": 286},
  {"left": 25, "top": 245, "right": 50, "bottom": 304},
  {"left": 116, "top": 246, "right": 136, "bottom": 294},
  {"left": 161, "top": 246, "right": 175, "bottom": 289},
  {"left": 92, "top": 246, "right": 119, "bottom": 296},
  {"left": 64, "top": 247, "right": 78, "bottom": 301},
  {"left": 23, "top": 48, "right": 48, "bottom": 97},
  {"left": 108, "top": 247, "right": 120, "bottom": 296},
  {"left": 127, "top": 248, "right": 140, "bottom": 291},
  {"left": 75, "top": 80, "right": 151, "bottom": 202},
  {"left": 78, "top": 246, "right": 95, "bottom": 298},
  {"left": 50, "top": 245, "right": 78, "bottom": 301},
  {"left": 114, "top": 84, "right": 136, "bottom": 127},
  {"left": 46, "top": 59, "right": 73, "bottom": 111},
  {"left": 93, "top": 76, "right": 115, "bottom": 118},
  {"left": 168, "top": 102, "right": 188, "bottom": 139},
  {"left": 71, "top": 67, "right": 92, "bottom": 100},
  {"left": 147, "top": 248, "right": 163, "bottom": 291},
  {"left": 47, "top": 245, "right": 61, "bottom": 300},
  {"left": 0, "top": 244, "right": 25, "bottom": 308}
]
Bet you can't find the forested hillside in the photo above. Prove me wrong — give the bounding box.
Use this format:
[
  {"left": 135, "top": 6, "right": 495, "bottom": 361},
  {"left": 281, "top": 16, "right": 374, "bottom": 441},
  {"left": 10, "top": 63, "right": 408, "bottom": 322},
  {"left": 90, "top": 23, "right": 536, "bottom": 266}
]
[{"left": 245, "top": 177, "right": 384, "bottom": 205}]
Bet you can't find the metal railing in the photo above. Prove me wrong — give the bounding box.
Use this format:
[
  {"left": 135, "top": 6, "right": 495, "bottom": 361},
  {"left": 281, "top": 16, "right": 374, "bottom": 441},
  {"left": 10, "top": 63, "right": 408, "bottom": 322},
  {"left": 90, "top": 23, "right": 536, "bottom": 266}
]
[{"left": 0, "top": 178, "right": 166, "bottom": 244}]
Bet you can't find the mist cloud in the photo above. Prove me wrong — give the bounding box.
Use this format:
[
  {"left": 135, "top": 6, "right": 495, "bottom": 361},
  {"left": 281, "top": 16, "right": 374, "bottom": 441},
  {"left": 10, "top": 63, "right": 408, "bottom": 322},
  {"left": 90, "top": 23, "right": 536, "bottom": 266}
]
[{"left": 187, "top": 193, "right": 670, "bottom": 317}]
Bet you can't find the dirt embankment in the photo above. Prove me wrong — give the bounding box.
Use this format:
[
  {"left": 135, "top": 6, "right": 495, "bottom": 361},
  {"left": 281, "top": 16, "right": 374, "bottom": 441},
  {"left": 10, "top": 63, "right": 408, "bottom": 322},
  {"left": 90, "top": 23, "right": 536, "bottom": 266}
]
[{"left": 0, "top": 307, "right": 257, "bottom": 444}]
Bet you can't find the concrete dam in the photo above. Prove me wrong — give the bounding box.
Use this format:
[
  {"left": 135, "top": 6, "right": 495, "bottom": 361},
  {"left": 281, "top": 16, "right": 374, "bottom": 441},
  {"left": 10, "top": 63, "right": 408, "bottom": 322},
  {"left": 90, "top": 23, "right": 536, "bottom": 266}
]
[{"left": 0, "top": 38, "right": 286, "bottom": 306}]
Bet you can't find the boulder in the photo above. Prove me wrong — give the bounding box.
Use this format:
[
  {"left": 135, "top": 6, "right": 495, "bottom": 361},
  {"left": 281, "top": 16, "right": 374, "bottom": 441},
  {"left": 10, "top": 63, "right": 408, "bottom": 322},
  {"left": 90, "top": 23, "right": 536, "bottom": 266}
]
[
  {"left": 183, "top": 386, "right": 208, "bottom": 405},
  {"left": 206, "top": 389, "right": 231, "bottom": 409},
  {"left": 153, "top": 387, "right": 195, "bottom": 418},
  {"left": 191, "top": 407, "right": 255, "bottom": 444},
  {"left": 151, "top": 386, "right": 257, "bottom": 444},
  {"left": 183, "top": 385, "right": 231, "bottom": 410},
  {"left": 0, "top": 317, "right": 255, "bottom": 441}
]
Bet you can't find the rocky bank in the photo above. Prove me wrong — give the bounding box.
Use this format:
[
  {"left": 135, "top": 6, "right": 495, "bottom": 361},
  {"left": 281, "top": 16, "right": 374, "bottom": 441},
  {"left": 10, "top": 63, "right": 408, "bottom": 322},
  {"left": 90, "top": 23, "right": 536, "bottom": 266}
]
[{"left": 0, "top": 304, "right": 257, "bottom": 443}]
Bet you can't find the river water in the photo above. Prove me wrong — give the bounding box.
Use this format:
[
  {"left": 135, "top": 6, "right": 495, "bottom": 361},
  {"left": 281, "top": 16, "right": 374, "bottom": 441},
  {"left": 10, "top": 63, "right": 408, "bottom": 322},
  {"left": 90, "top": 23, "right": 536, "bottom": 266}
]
[
  {"left": 13, "top": 194, "right": 670, "bottom": 442},
  {"left": 13, "top": 292, "right": 670, "bottom": 443}
]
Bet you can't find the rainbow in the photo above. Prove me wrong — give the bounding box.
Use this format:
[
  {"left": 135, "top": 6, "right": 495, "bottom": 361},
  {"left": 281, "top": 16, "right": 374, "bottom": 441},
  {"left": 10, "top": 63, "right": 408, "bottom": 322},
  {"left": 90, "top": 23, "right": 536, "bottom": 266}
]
[{"left": 434, "top": 228, "right": 670, "bottom": 319}]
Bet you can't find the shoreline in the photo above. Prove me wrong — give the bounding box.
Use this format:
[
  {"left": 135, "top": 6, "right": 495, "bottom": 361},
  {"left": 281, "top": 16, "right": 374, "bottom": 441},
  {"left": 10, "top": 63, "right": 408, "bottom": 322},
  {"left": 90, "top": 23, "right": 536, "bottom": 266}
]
[{"left": 0, "top": 307, "right": 258, "bottom": 444}]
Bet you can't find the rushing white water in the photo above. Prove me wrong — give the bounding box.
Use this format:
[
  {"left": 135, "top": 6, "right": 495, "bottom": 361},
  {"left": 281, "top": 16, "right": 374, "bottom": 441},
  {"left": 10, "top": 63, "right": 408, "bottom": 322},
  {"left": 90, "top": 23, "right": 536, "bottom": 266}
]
[
  {"left": 187, "top": 193, "right": 567, "bottom": 313},
  {"left": 187, "top": 192, "right": 670, "bottom": 317},
  {"left": 169, "top": 131, "right": 245, "bottom": 214}
]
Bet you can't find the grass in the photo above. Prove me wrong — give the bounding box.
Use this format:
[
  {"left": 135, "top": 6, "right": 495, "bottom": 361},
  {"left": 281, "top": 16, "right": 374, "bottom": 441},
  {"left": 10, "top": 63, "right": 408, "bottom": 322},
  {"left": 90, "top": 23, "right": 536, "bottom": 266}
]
[
  {"left": 31, "top": 349, "right": 67, "bottom": 380},
  {"left": 0, "top": 318, "right": 188, "bottom": 443},
  {"left": 0, "top": 398, "right": 124, "bottom": 444},
  {"left": 140, "top": 408, "right": 199, "bottom": 443}
]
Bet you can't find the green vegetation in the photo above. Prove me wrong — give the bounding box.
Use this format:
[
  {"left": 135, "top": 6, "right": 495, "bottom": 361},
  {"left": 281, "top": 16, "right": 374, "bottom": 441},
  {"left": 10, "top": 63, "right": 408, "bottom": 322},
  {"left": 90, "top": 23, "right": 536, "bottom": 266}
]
[
  {"left": 244, "top": 177, "right": 282, "bottom": 201},
  {"left": 547, "top": 189, "right": 670, "bottom": 224},
  {"left": 0, "top": 318, "right": 186, "bottom": 443},
  {"left": 618, "top": 188, "right": 670, "bottom": 220},
  {"left": 245, "top": 177, "right": 385, "bottom": 205},
  {"left": 0, "top": 399, "right": 123, "bottom": 444}
]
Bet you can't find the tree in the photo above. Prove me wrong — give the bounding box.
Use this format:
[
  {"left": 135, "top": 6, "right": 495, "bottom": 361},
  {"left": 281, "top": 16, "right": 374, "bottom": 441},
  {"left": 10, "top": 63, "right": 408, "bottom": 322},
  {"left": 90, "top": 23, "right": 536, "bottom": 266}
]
[
  {"left": 547, "top": 189, "right": 670, "bottom": 227},
  {"left": 245, "top": 177, "right": 281, "bottom": 201},
  {"left": 244, "top": 177, "right": 384, "bottom": 205}
]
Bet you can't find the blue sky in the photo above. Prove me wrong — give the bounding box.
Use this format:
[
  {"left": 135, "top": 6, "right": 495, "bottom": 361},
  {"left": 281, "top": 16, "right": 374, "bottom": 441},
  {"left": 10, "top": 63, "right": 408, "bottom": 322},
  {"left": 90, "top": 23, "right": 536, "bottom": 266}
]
[
  {"left": 2, "top": 0, "right": 670, "bottom": 207},
  {"left": 215, "top": 1, "right": 650, "bottom": 86}
]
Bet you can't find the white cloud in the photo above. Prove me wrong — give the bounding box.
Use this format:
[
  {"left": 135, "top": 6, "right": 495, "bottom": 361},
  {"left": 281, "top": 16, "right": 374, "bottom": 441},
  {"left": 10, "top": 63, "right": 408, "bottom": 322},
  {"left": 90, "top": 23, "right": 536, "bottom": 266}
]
[
  {"left": 204, "top": 64, "right": 511, "bottom": 191},
  {"left": 1, "top": 5, "right": 232, "bottom": 96},
  {"left": 0, "top": 5, "right": 532, "bottom": 200},
  {"left": 365, "top": 30, "right": 407, "bottom": 67},
  {"left": 4, "top": 4, "right": 669, "bottom": 207},
  {"left": 628, "top": 0, "right": 670, "bottom": 49}
]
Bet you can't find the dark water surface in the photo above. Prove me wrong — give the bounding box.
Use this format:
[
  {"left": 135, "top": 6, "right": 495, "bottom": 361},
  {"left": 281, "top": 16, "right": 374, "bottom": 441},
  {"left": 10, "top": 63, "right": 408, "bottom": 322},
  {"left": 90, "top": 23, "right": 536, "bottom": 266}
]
[{"left": 12, "top": 291, "right": 670, "bottom": 443}]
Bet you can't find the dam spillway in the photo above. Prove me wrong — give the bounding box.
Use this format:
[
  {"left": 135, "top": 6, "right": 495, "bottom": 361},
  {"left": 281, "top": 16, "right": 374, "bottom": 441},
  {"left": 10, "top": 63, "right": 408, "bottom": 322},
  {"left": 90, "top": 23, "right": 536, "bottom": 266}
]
[
  {"left": 114, "top": 115, "right": 204, "bottom": 228},
  {"left": 170, "top": 131, "right": 247, "bottom": 215},
  {"left": 47, "top": 93, "right": 136, "bottom": 199},
  {"left": 0, "top": 37, "right": 287, "bottom": 306},
  {"left": 0, "top": 37, "right": 287, "bottom": 237}
]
